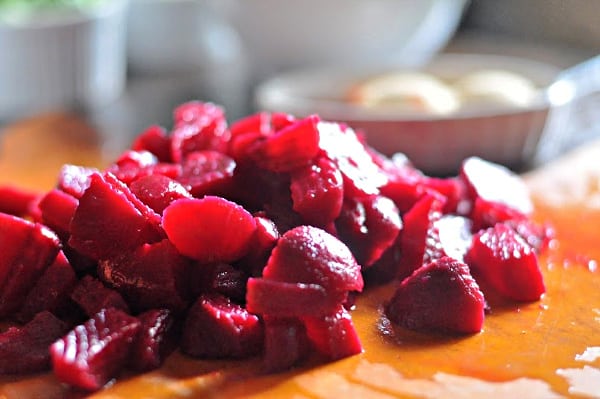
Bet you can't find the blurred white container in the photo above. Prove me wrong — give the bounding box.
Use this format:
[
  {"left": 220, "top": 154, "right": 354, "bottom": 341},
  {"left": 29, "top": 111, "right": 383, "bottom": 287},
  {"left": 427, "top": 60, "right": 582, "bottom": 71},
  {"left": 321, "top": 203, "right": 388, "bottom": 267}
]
[
  {"left": 212, "top": 0, "right": 469, "bottom": 83},
  {"left": 0, "top": 0, "right": 128, "bottom": 121}
]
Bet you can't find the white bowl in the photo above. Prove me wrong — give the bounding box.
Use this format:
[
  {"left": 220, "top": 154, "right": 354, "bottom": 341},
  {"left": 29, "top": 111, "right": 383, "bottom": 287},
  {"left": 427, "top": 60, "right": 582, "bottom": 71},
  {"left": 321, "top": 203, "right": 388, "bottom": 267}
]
[
  {"left": 255, "top": 53, "right": 562, "bottom": 175},
  {"left": 212, "top": 0, "right": 468, "bottom": 83},
  {"left": 0, "top": 0, "right": 128, "bottom": 121}
]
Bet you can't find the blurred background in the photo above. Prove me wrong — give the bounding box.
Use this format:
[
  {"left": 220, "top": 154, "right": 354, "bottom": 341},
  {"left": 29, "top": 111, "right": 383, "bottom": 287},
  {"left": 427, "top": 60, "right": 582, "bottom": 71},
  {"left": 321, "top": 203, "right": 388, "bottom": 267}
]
[{"left": 0, "top": 0, "right": 598, "bottom": 161}]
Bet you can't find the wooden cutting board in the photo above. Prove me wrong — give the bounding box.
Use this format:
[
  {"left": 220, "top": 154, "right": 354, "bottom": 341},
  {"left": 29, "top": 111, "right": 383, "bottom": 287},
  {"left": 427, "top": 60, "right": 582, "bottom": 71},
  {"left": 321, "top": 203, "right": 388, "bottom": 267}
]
[{"left": 0, "top": 114, "right": 599, "bottom": 399}]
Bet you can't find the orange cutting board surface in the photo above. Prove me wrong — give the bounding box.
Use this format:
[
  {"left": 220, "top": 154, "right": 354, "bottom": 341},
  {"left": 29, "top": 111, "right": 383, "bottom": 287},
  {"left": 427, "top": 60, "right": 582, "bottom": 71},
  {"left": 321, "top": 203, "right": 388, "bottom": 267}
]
[{"left": 0, "top": 115, "right": 599, "bottom": 398}]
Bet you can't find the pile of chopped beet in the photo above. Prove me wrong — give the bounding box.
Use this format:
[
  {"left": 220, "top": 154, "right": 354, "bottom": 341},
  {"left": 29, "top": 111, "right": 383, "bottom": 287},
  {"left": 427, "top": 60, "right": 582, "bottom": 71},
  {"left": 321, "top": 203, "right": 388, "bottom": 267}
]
[{"left": 0, "top": 102, "right": 552, "bottom": 391}]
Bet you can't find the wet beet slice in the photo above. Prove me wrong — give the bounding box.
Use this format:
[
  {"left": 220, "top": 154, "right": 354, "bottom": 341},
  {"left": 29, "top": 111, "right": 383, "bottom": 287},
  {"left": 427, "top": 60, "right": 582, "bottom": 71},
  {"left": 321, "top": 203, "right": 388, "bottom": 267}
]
[
  {"left": 98, "top": 240, "right": 191, "bottom": 313},
  {"left": 131, "top": 125, "right": 172, "bottom": 163},
  {"left": 290, "top": 156, "right": 344, "bottom": 227},
  {"left": 163, "top": 196, "right": 257, "bottom": 264},
  {"left": 335, "top": 195, "right": 402, "bottom": 268},
  {"left": 57, "top": 164, "right": 98, "bottom": 199},
  {"left": 249, "top": 115, "right": 321, "bottom": 173},
  {"left": 396, "top": 192, "right": 445, "bottom": 281},
  {"left": 16, "top": 251, "right": 78, "bottom": 324},
  {"left": 0, "top": 213, "right": 61, "bottom": 318},
  {"left": 129, "top": 174, "right": 192, "bottom": 215},
  {"left": 302, "top": 305, "right": 362, "bottom": 360},
  {"left": 0, "top": 185, "right": 40, "bottom": 218},
  {"left": 0, "top": 311, "right": 69, "bottom": 374},
  {"left": 465, "top": 223, "right": 545, "bottom": 302},
  {"left": 246, "top": 278, "right": 346, "bottom": 318},
  {"left": 129, "top": 309, "right": 177, "bottom": 372},
  {"left": 385, "top": 257, "right": 485, "bottom": 334},
  {"left": 68, "top": 172, "right": 164, "bottom": 260},
  {"left": 50, "top": 308, "right": 141, "bottom": 391},
  {"left": 262, "top": 225, "right": 364, "bottom": 295},
  {"left": 170, "top": 102, "right": 231, "bottom": 162},
  {"left": 38, "top": 189, "right": 79, "bottom": 236},
  {"left": 180, "top": 293, "right": 263, "bottom": 359},
  {"left": 177, "top": 150, "right": 236, "bottom": 197}
]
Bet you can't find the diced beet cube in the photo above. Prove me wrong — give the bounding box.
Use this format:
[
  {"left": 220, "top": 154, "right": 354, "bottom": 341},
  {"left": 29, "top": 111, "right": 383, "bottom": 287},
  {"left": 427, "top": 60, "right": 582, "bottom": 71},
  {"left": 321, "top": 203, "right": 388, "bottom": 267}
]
[
  {"left": 246, "top": 278, "right": 346, "bottom": 318},
  {"left": 105, "top": 150, "right": 158, "bottom": 185},
  {"left": 57, "top": 164, "right": 98, "bottom": 199},
  {"left": 263, "top": 316, "right": 309, "bottom": 372},
  {"left": 0, "top": 311, "right": 69, "bottom": 374},
  {"left": 229, "top": 111, "right": 296, "bottom": 139},
  {"left": 396, "top": 192, "right": 445, "bottom": 281},
  {"left": 0, "top": 185, "right": 40, "bottom": 218},
  {"left": 163, "top": 196, "right": 257, "bottom": 264},
  {"left": 180, "top": 294, "right": 263, "bottom": 359},
  {"left": 460, "top": 156, "right": 533, "bottom": 216},
  {"left": 170, "top": 102, "right": 230, "bottom": 162},
  {"left": 50, "top": 308, "right": 141, "bottom": 391},
  {"left": 209, "top": 263, "right": 248, "bottom": 303},
  {"left": 16, "top": 251, "right": 77, "bottom": 324},
  {"left": 177, "top": 150, "right": 236, "bottom": 197},
  {"left": 98, "top": 240, "right": 191, "bottom": 312},
  {"left": 335, "top": 195, "right": 402, "bottom": 268},
  {"left": 302, "top": 305, "right": 362, "bottom": 360},
  {"left": 38, "top": 189, "right": 78, "bottom": 236},
  {"left": 129, "top": 174, "right": 192, "bottom": 214},
  {"left": 262, "top": 225, "right": 364, "bottom": 295},
  {"left": 385, "top": 257, "right": 485, "bottom": 334},
  {"left": 290, "top": 156, "right": 344, "bottom": 227},
  {"left": 68, "top": 172, "right": 164, "bottom": 260},
  {"left": 131, "top": 125, "right": 172, "bottom": 163},
  {"left": 0, "top": 213, "right": 61, "bottom": 318},
  {"left": 129, "top": 309, "right": 177, "bottom": 372},
  {"left": 318, "top": 122, "right": 388, "bottom": 197},
  {"left": 71, "top": 276, "right": 130, "bottom": 318},
  {"left": 465, "top": 223, "right": 545, "bottom": 302},
  {"left": 249, "top": 115, "right": 321, "bottom": 173}
]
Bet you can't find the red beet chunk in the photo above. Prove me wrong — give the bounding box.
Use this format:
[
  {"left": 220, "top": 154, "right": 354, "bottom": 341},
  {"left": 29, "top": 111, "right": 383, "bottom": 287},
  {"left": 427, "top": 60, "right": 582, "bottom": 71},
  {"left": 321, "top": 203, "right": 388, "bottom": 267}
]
[
  {"left": 249, "top": 115, "right": 321, "bottom": 173},
  {"left": 16, "top": 251, "right": 77, "bottom": 323},
  {"left": 246, "top": 278, "right": 346, "bottom": 318},
  {"left": 68, "top": 172, "right": 164, "bottom": 260},
  {"left": 170, "top": 102, "right": 230, "bottom": 162},
  {"left": 380, "top": 174, "right": 425, "bottom": 214},
  {"left": 396, "top": 192, "right": 445, "bottom": 281},
  {"left": 0, "top": 213, "right": 61, "bottom": 318},
  {"left": 50, "top": 308, "right": 141, "bottom": 391},
  {"left": 180, "top": 294, "right": 263, "bottom": 359},
  {"left": 131, "top": 125, "right": 172, "bottom": 163},
  {"left": 129, "top": 174, "right": 192, "bottom": 214},
  {"left": 465, "top": 223, "right": 545, "bottom": 302},
  {"left": 38, "top": 189, "right": 78, "bottom": 235},
  {"left": 302, "top": 305, "right": 362, "bottom": 360},
  {"left": 71, "top": 276, "right": 130, "bottom": 318},
  {"left": 98, "top": 240, "right": 191, "bottom": 312},
  {"left": 335, "top": 195, "right": 402, "bottom": 268},
  {"left": 129, "top": 309, "right": 177, "bottom": 372},
  {"left": 209, "top": 263, "right": 248, "bottom": 303},
  {"left": 163, "top": 196, "right": 257, "bottom": 264},
  {"left": 0, "top": 311, "right": 69, "bottom": 374},
  {"left": 263, "top": 317, "right": 309, "bottom": 372},
  {"left": 177, "top": 150, "right": 236, "bottom": 197},
  {"left": 229, "top": 111, "right": 296, "bottom": 139},
  {"left": 385, "top": 257, "right": 485, "bottom": 334},
  {"left": 318, "top": 122, "right": 388, "bottom": 197},
  {"left": 460, "top": 156, "right": 533, "bottom": 216},
  {"left": 421, "top": 176, "right": 466, "bottom": 215},
  {"left": 57, "top": 164, "right": 98, "bottom": 199},
  {"left": 237, "top": 215, "right": 280, "bottom": 277},
  {"left": 0, "top": 185, "right": 40, "bottom": 218},
  {"left": 262, "top": 225, "right": 364, "bottom": 295},
  {"left": 469, "top": 197, "right": 529, "bottom": 232},
  {"left": 290, "top": 156, "right": 344, "bottom": 227}
]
